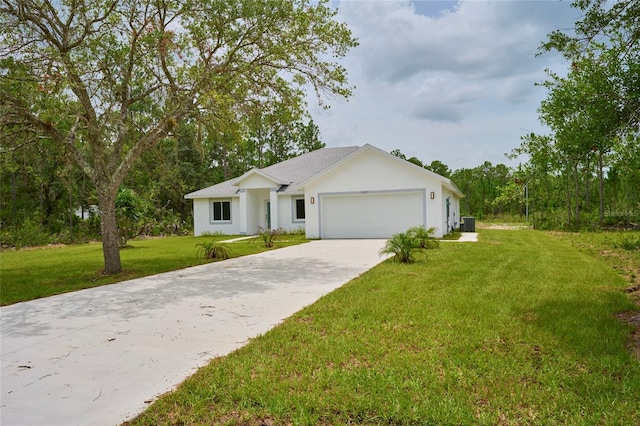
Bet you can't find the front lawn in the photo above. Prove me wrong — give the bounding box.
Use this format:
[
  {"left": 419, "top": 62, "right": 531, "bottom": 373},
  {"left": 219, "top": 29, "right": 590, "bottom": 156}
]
[
  {"left": 0, "top": 235, "right": 308, "bottom": 306},
  {"left": 127, "top": 229, "right": 640, "bottom": 425}
]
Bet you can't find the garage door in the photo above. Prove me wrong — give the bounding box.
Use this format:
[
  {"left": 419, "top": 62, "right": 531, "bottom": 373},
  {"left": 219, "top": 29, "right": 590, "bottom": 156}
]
[{"left": 320, "top": 190, "right": 425, "bottom": 238}]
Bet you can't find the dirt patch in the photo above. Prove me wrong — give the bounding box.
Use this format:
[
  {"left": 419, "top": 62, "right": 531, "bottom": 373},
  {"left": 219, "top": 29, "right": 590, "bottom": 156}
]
[
  {"left": 10, "top": 243, "right": 69, "bottom": 251},
  {"left": 616, "top": 310, "right": 640, "bottom": 360},
  {"left": 477, "top": 224, "right": 531, "bottom": 230}
]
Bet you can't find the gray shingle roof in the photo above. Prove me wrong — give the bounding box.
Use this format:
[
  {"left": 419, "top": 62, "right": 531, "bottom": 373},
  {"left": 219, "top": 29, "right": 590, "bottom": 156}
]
[{"left": 185, "top": 146, "right": 359, "bottom": 199}]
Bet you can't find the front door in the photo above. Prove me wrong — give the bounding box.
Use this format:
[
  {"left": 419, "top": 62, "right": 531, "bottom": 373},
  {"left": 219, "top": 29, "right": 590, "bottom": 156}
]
[{"left": 265, "top": 201, "right": 271, "bottom": 229}]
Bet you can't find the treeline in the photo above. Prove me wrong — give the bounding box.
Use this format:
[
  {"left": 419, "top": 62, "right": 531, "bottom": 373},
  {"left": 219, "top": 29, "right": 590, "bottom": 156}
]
[
  {"left": 390, "top": 151, "right": 522, "bottom": 220},
  {"left": 0, "top": 114, "right": 323, "bottom": 248},
  {"left": 3, "top": 118, "right": 637, "bottom": 250},
  {"left": 392, "top": 148, "right": 639, "bottom": 230},
  {"left": 514, "top": 0, "right": 640, "bottom": 230},
  {"left": 1, "top": 0, "right": 638, "bottom": 251}
]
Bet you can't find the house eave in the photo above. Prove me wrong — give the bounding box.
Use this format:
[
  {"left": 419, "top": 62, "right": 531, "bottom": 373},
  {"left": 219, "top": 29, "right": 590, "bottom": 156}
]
[{"left": 229, "top": 168, "right": 289, "bottom": 187}]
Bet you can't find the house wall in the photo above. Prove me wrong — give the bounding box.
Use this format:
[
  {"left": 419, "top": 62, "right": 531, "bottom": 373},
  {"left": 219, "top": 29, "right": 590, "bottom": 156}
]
[
  {"left": 245, "top": 188, "right": 269, "bottom": 234},
  {"left": 303, "top": 149, "right": 447, "bottom": 238},
  {"left": 441, "top": 187, "right": 461, "bottom": 234},
  {"left": 275, "top": 194, "right": 306, "bottom": 233},
  {"left": 192, "top": 192, "right": 306, "bottom": 236},
  {"left": 192, "top": 197, "right": 241, "bottom": 236},
  {"left": 278, "top": 194, "right": 306, "bottom": 231}
]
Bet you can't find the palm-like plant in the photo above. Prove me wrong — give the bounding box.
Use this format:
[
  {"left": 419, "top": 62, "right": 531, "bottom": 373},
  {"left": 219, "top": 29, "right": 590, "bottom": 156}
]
[
  {"left": 196, "top": 240, "right": 231, "bottom": 260},
  {"left": 255, "top": 226, "right": 284, "bottom": 248},
  {"left": 409, "top": 226, "right": 439, "bottom": 250},
  {"left": 379, "top": 231, "right": 422, "bottom": 263},
  {"left": 379, "top": 226, "right": 439, "bottom": 263}
]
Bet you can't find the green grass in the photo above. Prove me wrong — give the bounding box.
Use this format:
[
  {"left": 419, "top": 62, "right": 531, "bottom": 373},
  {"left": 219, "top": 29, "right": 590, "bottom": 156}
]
[
  {"left": 126, "top": 229, "right": 640, "bottom": 425},
  {"left": 441, "top": 230, "right": 461, "bottom": 240},
  {"left": 550, "top": 230, "right": 640, "bottom": 291},
  {"left": 0, "top": 235, "right": 308, "bottom": 306}
]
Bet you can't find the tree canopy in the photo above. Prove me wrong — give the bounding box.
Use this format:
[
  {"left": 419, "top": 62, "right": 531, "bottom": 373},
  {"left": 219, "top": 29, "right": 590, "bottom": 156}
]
[
  {"left": 0, "top": 0, "right": 357, "bottom": 273},
  {"left": 511, "top": 0, "right": 640, "bottom": 229}
]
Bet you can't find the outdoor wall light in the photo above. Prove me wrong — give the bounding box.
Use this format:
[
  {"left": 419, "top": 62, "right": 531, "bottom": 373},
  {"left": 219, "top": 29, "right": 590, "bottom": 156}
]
[
  {"left": 430, "top": 192, "right": 435, "bottom": 199},
  {"left": 310, "top": 197, "right": 315, "bottom": 204}
]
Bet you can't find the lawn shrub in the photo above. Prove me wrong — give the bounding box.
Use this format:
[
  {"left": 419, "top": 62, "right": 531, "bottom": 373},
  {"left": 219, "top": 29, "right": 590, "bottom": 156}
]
[
  {"left": 199, "top": 230, "right": 227, "bottom": 237},
  {"left": 255, "top": 227, "right": 283, "bottom": 248},
  {"left": 283, "top": 227, "right": 305, "bottom": 235},
  {"left": 196, "top": 240, "right": 231, "bottom": 260},
  {"left": 410, "top": 225, "right": 439, "bottom": 249},
  {"left": 379, "top": 226, "right": 438, "bottom": 263},
  {"left": 0, "top": 218, "right": 52, "bottom": 248}
]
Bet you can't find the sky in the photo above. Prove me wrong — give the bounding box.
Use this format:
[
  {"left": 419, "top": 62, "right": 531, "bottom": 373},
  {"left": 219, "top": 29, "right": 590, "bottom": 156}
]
[{"left": 308, "top": 0, "right": 582, "bottom": 171}]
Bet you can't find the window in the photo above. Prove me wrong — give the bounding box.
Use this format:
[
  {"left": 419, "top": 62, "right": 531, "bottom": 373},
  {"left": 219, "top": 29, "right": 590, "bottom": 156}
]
[
  {"left": 211, "top": 200, "right": 231, "bottom": 222},
  {"left": 294, "top": 198, "right": 305, "bottom": 221}
]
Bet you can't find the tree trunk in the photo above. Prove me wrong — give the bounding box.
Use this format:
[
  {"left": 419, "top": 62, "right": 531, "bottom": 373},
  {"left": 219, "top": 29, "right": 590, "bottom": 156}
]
[
  {"left": 584, "top": 162, "right": 590, "bottom": 210},
  {"left": 11, "top": 171, "right": 17, "bottom": 224},
  {"left": 68, "top": 189, "right": 74, "bottom": 237},
  {"left": 98, "top": 190, "right": 122, "bottom": 275},
  {"left": 598, "top": 150, "right": 604, "bottom": 227},
  {"left": 566, "top": 169, "right": 572, "bottom": 227},
  {"left": 574, "top": 164, "right": 580, "bottom": 229}
]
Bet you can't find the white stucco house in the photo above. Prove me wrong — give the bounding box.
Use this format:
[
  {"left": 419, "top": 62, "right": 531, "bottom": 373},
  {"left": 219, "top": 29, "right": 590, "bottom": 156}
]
[{"left": 185, "top": 144, "right": 464, "bottom": 239}]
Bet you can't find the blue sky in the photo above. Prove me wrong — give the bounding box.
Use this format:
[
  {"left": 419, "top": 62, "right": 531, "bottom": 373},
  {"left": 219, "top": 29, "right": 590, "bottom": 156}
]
[{"left": 309, "top": 0, "right": 581, "bottom": 171}]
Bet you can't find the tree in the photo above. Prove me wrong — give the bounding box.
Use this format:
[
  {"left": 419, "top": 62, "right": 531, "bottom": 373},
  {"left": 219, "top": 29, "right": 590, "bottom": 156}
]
[
  {"left": 525, "top": 0, "right": 640, "bottom": 229},
  {"left": 543, "top": 0, "right": 639, "bottom": 130},
  {"left": 450, "top": 162, "right": 513, "bottom": 218},
  {"left": 540, "top": 47, "right": 629, "bottom": 226},
  {"left": 390, "top": 149, "right": 406, "bottom": 160},
  {"left": 424, "top": 160, "right": 451, "bottom": 178},
  {"left": 0, "top": 0, "right": 357, "bottom": 274}
]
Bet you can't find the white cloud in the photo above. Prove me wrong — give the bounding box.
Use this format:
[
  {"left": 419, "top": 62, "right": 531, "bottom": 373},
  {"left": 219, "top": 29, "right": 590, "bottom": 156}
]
[{"left": 311, "top": 0, "right": 581, "bottom": 170}]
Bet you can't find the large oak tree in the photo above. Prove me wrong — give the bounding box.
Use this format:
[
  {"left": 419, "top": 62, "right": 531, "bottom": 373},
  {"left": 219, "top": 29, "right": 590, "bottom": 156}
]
[{"left": 0, "top": 0, "right": 357, "bottom": 274}]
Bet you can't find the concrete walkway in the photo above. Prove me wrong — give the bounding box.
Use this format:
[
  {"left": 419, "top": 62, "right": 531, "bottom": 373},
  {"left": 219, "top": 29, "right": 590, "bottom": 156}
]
[
  {"left": 445, "top": 232, "right": 478, "bottom": 242},
  {"left": 0, "top": 239, "right": 388, "bottom": 426}
]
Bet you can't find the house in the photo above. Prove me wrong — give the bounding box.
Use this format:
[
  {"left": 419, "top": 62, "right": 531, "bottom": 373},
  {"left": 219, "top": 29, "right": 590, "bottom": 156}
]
[{"left": 185, "top": 144, "right": 464, "bottom": 239}]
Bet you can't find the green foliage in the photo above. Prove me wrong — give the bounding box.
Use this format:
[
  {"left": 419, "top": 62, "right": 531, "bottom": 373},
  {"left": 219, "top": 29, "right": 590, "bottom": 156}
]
[
  {"left": 284, "top": 227, "right": 306, "bottom": 235},
  {"left": 613, "top": 235, "right": 640, "bottom": 251},
  {"left": 450, "top": 162, "right": 514, "bottom": 218},
  {"left": 409, "top": 225, "right": 439, "bottom": 249},
  {"left": 379, "top": 231, "right": 419, "bottom": 263},
  {"left": 1, "top": 0, "right": 357, "bottom": 274},
  {"left": 196, "top": 240, "right": 231, "bottom": 260},
  {"left": 115, "top": 187, "right": 143, "bottom": 247},
  {"left": 424, "top": 159, "right": 452, "bottom": 178},
  {"left": 441, "top": 230, "right": 462, "bottom": 240},
  {"left": 199, "top": 231, "right": 227, "bottom": 237},
  {"left": 0, "top": 217, "right": 52, "bottom": 248},
  {"left": 379, "top": 226, "right": 439, "bottom": 263},
  {"left": 509, "top": 0, "right": 640, "bottom": 231},
  {"left": 255, "top": 227, "right": 284, "bottom": 248}
]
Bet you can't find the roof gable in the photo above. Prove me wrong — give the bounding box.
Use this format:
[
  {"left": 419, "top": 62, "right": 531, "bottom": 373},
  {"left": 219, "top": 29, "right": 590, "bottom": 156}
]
[
  {"left": 295, "top": 144, "right": 464, "bottom": 197},
  {"left": 229, "top": 169, "right": 286, "bottom": 188},
  {"left": 184, "top": 146, "right": 359, "bottom": 199}
]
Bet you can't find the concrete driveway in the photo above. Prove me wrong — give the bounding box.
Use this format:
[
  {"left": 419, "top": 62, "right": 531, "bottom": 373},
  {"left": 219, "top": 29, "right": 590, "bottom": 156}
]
[{"left": 0, "top": 239, "right": 388, "bottom": 426}]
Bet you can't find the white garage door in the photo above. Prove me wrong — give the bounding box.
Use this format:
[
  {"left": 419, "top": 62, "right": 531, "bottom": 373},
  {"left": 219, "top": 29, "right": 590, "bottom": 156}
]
[{"left": 320, "top": 190, "right": 425, "bottom": 238}]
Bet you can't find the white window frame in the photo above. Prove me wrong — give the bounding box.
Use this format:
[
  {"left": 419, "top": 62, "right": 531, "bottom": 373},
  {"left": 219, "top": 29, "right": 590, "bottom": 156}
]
[{"left": 210, "top": 199, "right": 232, "bottom": 223}]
